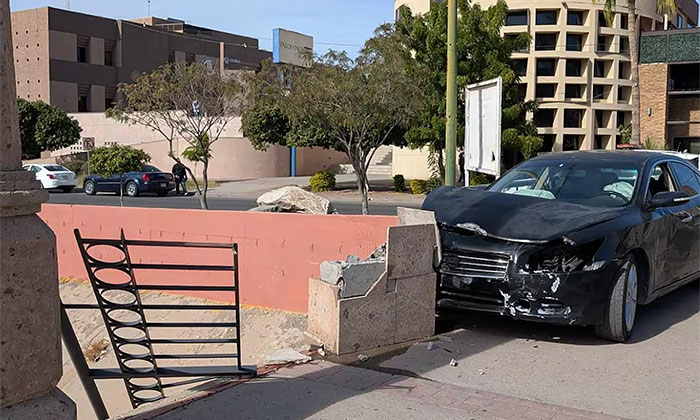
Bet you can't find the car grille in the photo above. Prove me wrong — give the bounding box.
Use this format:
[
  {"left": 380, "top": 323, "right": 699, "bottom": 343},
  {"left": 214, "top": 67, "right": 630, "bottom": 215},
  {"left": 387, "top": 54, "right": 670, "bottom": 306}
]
[{"left": 440, "top": 249, "right": 510, "bottom": 280}]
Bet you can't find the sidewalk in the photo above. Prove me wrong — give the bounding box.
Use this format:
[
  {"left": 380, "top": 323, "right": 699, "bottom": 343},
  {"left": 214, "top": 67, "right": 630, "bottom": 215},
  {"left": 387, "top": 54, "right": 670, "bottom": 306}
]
[
  {"left": 141, "top": 361, "right": 623, "bottom": 420},
  {"left": 208, "top": 175, "right": 425, "bottom": 206}
]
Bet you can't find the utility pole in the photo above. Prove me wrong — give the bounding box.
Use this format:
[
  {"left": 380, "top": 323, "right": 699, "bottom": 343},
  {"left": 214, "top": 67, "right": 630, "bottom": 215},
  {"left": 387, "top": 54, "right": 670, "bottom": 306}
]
[
  {"left": 444, "top": 0, "right": 458, "bottom": 186},
  {"left": 148, "top": 0, "right": 151, "bottom": 16}
]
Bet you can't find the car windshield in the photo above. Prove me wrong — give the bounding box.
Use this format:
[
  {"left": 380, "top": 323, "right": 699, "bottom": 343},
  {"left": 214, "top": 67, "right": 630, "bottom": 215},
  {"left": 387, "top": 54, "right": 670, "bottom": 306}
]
[
  {"left": 141, "top": 165, "right": 160, "bottom": 172},
  {"left": 488, "top": 161, "right": 640, "bottom": 207},
  {"left": 44, "top": 165, "right": 69, "bottom": 172}
]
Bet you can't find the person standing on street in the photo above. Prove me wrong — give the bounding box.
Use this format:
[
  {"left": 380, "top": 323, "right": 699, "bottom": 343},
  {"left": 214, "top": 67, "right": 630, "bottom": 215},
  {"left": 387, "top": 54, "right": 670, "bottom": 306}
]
[{"left": 172, "top": 162, "right": 188, "bottom": 196}]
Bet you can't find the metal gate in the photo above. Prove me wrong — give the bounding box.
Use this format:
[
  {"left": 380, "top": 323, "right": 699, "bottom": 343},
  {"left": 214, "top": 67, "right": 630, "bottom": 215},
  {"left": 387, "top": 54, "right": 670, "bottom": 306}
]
[{"left": 61, "top": 229, "right": 256, "bottom": 419}]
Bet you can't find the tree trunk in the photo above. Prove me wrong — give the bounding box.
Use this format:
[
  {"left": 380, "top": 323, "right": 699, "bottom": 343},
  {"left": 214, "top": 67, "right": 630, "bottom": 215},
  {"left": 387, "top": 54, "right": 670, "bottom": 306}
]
[
  {"left": 351, "top": 157, "right": 369, "bottom": 215},
  {"left": 200, "top": 160, "right": 209, "bottom": 210},
  {"left": 629, "top": 0, "right": 641, "bottom": 144},
  {"left": 437, "top": 150, "right": 445, "bottom": 182}
]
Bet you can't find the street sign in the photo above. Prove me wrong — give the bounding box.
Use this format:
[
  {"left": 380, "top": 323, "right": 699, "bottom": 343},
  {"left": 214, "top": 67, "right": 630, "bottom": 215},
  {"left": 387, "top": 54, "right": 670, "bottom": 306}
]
[
  {"left": 465, "top": 77, "right": 502, "bottom": 179},
  {"left": 83, "top": 137, "right": 95, "bottom": 150}
]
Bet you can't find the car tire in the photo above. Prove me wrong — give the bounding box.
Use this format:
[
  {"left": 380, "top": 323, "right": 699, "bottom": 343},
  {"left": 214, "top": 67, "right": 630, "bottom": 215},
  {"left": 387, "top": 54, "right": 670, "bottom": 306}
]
[
  {"left": 61, "top": 187, "right": 73, "bottom": 193},
  {"left": 125, "top": 181, "right": 139, "bottom": 197},
  {"left": 84, "top": 180, "right": 96, "bottom": 195},
  {"left": 595, "top": 256, "right": 638, "bottom": 342}
]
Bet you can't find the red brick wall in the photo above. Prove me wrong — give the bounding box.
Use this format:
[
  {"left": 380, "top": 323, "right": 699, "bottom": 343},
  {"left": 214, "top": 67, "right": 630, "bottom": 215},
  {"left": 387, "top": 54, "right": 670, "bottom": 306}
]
[{"left": 639, "top": 63, "right": 669, "bottom": 145}]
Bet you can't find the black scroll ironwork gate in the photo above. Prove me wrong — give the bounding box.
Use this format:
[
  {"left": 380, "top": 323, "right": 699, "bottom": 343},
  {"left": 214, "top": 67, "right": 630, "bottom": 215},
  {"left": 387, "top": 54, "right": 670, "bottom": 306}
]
[{"left": 61, "top": 229, "right": 257, "bottom": 419}]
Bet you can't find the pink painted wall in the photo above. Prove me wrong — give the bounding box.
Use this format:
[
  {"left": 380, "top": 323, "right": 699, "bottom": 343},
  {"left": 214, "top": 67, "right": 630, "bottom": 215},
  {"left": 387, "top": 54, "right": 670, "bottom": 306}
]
[{"left": 40, "top": 204, "right": 397, "bottom": 313}]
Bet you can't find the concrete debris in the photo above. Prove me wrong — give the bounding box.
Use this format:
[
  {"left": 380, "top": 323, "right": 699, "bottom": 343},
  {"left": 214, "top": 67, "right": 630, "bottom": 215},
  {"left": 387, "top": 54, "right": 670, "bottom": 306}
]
[
  {"left": 265, "top": 348, "right": 312, "bottom": 365},
  {"left": 319, "top": 259, "right": 385, "bottom": 298},
  {"left": 426, "top": 341, "right": 437, "bottom": 351},
  {"left": 438, "top": 335, "right": 453, "bottom": 342},
  {"left": 369, "top": 243, "right": 386, "bottom": 260},
  {"left": 346, "top": 255, "right": 361, "bottom": 264},
  {"left": 256, "top": 186, "right": 335, "bottom": 214},
  {"left": 358, "top": 354, "right": 369, "bottom": 362},
  {"left": 449, "top": 359, "right": 458, "bottom": 367}
]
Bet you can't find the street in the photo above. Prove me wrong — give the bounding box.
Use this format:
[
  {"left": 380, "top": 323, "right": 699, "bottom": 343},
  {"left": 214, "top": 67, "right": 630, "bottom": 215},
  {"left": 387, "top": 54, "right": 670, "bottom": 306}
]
[{"left": 46, "top": 191, "right": 412, "bottom": 215}]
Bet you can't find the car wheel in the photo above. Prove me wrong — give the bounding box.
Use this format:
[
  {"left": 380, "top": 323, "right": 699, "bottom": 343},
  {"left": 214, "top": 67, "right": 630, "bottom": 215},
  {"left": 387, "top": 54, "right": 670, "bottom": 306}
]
[
  {"left": 125, "top": 181, "right": 139, "bottom": 197},
  {"left": 84, "top": 180, "right": 96, "bottom": 195},
  {"left": 595, "top": 256, "right": 638, "bottom": 342},
  {"left": 61, "top": 187, "right": 73, "bottom": 193}
]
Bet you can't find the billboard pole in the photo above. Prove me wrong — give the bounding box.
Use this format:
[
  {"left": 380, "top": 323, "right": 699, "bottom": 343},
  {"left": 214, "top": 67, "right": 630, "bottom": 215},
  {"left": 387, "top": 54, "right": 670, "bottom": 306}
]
[{"left": 444, "top": 0, "right": 458, "bottom": 186}]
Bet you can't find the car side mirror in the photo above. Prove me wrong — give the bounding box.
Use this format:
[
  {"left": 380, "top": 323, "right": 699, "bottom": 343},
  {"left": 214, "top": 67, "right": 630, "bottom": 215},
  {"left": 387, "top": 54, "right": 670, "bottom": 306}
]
[{"left": 645, "top": 191, "right": 691, "bottom": 210}]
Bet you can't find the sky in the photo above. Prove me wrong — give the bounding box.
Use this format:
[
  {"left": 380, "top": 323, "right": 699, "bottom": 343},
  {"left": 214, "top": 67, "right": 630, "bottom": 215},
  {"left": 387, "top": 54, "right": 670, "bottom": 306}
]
[{"left": 9, "top": 0, "right": 394, "bottom": 56}]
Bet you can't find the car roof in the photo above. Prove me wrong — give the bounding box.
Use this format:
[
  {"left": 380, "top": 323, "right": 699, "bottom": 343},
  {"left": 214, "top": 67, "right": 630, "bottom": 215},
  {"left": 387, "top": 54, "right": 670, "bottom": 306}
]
[{"left": 529, "top": 150, "right": 678, "bottom": 165}]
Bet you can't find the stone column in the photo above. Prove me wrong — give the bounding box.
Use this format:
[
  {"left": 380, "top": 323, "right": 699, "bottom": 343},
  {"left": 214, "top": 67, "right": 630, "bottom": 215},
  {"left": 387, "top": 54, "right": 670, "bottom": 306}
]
[{"left": 0, "top": 1, "right": 76, "bottom": 418}]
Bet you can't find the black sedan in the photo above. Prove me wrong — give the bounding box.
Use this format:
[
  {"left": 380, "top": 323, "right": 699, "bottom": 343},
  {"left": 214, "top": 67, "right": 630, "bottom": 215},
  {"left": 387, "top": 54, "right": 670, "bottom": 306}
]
[
  {"left": 423, "top": 151, "right": 700, "bottom": 341},
  {"left": 83, "top": 165, "right": 176, "bottom": 197}
]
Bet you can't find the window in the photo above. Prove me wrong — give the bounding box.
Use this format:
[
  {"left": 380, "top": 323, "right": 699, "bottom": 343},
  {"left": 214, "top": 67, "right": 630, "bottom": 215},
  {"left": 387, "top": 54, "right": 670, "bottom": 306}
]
[
  {"left": 563, "top": 134, "right": 581, "bottom": 150},
  {"left": 512, "top": 58, "right": 528, "bottom": 77},
  {"left": 535, "top": 33, "right": 557, "bottom": 51},
  {"left": 516, "top": 83, "right": 527, "bottom": 100},
  {"left": 78, "top": 96, "right": 88, "bottom": 112},
  {"left": 505, "top": 34, "right": 529, "bottom": 52},
  {"left": 104, "top": 50, "right": 113, "bottom": 66},
  {"left": 594, "top": 135, "right": 606, "bottom": 149},
  {"left": 536, "top": 10, "right": 558, "bottom": 25},
  {"left": 567, "top": 11, "right": 584, "bottom": 25},
  {"left": 647, "top": 164, "right": 675, "bottom": 198},
  {"left": 566, "top": 34, "right": 583, "bottom": 51},
  {"left": 677, "top": 15, "right": 683, "bottom": 29},
  {"left": 564, "top": 109, "right": 584, "bottom": 128},
  {"left": 565, "top": 84, "right": 582, "bottom": 99},
  {"left": 594, "top": 60, "right": 606, "bottom": 77},
  {"left": 597, "top": 35, "right": 610, "bottom": 52},
  {"left": 670, "top": 162, "right": 700, "bottom": 196},
  {"left": 566, "top": 59, "right": 583, "bottom": 76},
  {"left": 77, "top": 46, "right": 87, "bottom": 63},
  {"left": 541, "top": 134, "right": 555, "bottom": 152},
  {"left": 620, "top": 14, "right": 628, "bottom": 29},
  {"left": 599, "top": 11, "right": 610, "bottom": 27},
  {"left": 595, "top": 110, "right": 610, "bottom": 127},
  {"left": 506, "top": 10, "right": 528, "bottom": 26},
  {"left": 619, "top": 37, "right": 629, "bottom": 54},
  {"left": 537, "top": 58, "right": 556, "bottom": 76},
  {"left": 536, "top": 83, "right": 556, "bottom": 98},
  {"left": 534, "top": 109, "right": 555, "bottom": 127}
]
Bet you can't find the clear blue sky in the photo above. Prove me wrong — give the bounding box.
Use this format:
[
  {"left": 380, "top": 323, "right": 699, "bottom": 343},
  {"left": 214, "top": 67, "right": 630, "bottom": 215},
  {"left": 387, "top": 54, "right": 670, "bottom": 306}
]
[{"left": 9, "top": 0, "right": 394, "bottom": 56}]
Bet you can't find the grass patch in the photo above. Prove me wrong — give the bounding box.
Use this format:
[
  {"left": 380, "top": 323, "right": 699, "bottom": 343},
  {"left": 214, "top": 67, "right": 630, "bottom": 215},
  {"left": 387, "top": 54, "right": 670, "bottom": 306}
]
[{"left": 185, "top": 180, "right": 222, "bottom": 190}]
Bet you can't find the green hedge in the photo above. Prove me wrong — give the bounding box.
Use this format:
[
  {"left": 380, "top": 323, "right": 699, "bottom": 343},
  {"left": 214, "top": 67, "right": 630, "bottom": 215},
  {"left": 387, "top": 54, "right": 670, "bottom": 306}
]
[
  {"left": 309, "top": 169, "right": 336, "bottom": 192},
  {"left": 640, "top": 35, "right": 667, "bottom": 63},
  {"left": 669, "top": 32, "right": 700, "bottom": 63}
]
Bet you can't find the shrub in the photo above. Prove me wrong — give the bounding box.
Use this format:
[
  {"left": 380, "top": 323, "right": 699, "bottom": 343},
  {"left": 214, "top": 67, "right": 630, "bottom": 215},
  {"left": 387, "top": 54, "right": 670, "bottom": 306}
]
[
  {"left": 426, "top": 176, "right": 442, "bottom": 192},
  {"left": 309, "top": 169, "right": 336, "bottom": 192},
  {"left": 393, "top": 174, "right": 407, "bottom": 192},
  {"left": 409, "top": 179, "right": 428, "bottom": 195},
  {"left": 63, "top": 159, "right": 88, "bottom": 175},
  {"left": 469, "top": 173, "right": 491, "bottom": 186}
]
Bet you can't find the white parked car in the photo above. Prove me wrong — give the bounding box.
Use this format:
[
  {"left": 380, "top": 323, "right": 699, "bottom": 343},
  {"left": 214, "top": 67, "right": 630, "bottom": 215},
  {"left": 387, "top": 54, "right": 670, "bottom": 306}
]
[{"left": 23, "top": 164, "right": 77, "bottom": 192}]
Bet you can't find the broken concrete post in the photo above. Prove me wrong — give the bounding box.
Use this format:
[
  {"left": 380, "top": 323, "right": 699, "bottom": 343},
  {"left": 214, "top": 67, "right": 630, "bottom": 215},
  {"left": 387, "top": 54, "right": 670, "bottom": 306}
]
[
  {"left": 320, "top": 259, "right": 386, "bottom": 299},
  {"left": 0, "top": 1, "right": 76, "bottom": 417},
  {"left": 308, "top": 223, "right": 437, "bottom": 354}
]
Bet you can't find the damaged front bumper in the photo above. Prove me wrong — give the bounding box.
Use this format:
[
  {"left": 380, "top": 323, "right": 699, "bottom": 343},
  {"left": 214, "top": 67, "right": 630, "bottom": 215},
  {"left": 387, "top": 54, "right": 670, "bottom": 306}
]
[{"left": 436, "top": 231, "right": 619, "bottom": 326}]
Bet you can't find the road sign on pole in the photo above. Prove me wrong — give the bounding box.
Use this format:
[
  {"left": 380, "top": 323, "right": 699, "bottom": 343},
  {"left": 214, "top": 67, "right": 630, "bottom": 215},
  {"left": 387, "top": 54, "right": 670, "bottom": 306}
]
[
  {"left": 465, "top": 77, "right": 502, "bottom": 182},
  {"left": 83, "top": 137, "right": 95, "bottom": 150}
]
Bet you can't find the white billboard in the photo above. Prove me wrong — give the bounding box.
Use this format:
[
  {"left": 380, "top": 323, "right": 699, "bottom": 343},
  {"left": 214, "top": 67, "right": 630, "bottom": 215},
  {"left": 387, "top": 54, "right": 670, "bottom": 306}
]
[
  {"left": 273, "top": 28, "right": 313, "bottom": 68},
  {"left": 465, "top": 77, "right": 502, "bottom": 178}
]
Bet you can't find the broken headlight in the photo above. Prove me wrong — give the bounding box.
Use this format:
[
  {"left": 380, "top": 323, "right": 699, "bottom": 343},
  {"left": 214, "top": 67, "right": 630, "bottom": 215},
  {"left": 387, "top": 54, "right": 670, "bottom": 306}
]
[{"left": 527, "top": 240, "right": 604, "bottom": 273}]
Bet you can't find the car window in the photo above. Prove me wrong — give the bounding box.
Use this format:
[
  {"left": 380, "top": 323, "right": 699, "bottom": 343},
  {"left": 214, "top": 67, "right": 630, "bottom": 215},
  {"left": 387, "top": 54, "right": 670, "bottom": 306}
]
[
  {"left": 670, "top": 162, "right": 700, "bottom": 196},
  {"left": 142, "top": 165, "right": 160, "bottom": 172},
  {"left": 44, "top": 165, "right": 68, "bottom": 172},
  {"left": 488, "top": 161, "right": 639, "bottom": 207},
  {"left": 646, "top": 163, "right": 675, "bottom": 198},
  {"left": 30, "top": 166, "right": 41, "bottom": 173}
]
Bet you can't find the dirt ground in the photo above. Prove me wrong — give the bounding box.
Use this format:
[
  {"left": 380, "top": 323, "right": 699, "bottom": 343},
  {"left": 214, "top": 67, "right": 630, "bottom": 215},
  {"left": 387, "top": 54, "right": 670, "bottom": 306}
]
[
  {"left": 58, "top": 279, "right": 311, "bottom": 420},
  {"left": 370, "top": 280, "right": 700, "bottom": 420}
]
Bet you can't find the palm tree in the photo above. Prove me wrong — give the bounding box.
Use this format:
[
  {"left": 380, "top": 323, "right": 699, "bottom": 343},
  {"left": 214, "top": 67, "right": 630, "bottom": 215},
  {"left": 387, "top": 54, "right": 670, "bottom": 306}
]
[{"left": 598, "top": 0, "right": 677, "bottom": 144}]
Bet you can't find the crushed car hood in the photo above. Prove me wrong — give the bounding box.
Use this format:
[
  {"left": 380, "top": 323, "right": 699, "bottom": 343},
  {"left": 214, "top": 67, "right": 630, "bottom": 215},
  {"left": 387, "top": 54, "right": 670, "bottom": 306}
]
[{"left": 422, "top": 187, "right": 625, "bottom": 243}]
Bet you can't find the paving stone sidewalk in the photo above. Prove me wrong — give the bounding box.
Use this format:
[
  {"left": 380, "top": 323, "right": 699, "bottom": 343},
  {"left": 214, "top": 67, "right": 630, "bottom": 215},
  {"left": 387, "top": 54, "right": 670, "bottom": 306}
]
[{"left": 152, "top": 361, "right": 625, "bottom": 420}]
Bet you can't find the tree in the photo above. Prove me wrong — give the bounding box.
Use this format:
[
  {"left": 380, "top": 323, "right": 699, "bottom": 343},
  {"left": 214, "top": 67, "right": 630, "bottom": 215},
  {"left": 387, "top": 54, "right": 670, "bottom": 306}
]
[
  {"left": 395, "top": 0, "right": 539, "bottom": 177},
  {"left": 89, "top": 144, "right": 150, "bottom": 206},
  {"left": 17, "top": 99, "right": 82, "bottom": 158},
  {"left": 242, "top": 27, "right": 425, "bottom": 215},
  {"left": 107, "top": 63, "right": 242, "bottom": 210},
  {"left": 598, "top": 0, "right": 676, "bottom": 144}
]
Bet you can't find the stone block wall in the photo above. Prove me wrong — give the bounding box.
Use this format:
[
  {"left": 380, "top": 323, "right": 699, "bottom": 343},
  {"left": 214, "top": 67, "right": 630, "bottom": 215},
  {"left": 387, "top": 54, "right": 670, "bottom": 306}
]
[{"left": 639, "top": 63, "right": 669, "bottom": 145}]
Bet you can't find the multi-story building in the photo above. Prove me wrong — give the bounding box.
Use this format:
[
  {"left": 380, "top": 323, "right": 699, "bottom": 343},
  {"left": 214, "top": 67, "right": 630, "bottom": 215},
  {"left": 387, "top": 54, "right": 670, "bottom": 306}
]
[
  {"left": 394, "top": 0, "right": 698, "bottom": 153},
  {"left": 10, "top": 7, "right": 271, "bottom": 113},
  {"left": 639, "top": 28, "right": 700, "bottom": 153}
]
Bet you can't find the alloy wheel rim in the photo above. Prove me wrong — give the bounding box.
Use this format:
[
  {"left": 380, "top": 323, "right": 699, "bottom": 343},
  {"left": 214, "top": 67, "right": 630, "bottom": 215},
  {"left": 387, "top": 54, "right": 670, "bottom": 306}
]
[
  {"left": 85, "top": 182, "right": 93, "bottom": 193},
  {"left": 625, "top": 264, "right": 638, "bottom": 331},
  {"left": 127, "top": 184, "right": 136, "bottom": 195}
]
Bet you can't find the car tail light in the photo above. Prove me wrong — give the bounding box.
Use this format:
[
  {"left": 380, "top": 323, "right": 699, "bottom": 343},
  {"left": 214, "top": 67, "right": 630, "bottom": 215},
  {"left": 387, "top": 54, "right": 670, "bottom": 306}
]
[
  {"left": 46, "top": 174, "right": 56, "bottom": 179},
  {"left": 142, "top": 174, "right": 151, "bottom": 182}
]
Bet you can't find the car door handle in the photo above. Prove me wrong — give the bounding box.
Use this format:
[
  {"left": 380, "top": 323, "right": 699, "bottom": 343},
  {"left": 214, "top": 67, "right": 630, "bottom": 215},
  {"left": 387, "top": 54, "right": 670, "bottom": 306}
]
[{"left": 676, "top": 212, "right": 693, "bottom": 223}]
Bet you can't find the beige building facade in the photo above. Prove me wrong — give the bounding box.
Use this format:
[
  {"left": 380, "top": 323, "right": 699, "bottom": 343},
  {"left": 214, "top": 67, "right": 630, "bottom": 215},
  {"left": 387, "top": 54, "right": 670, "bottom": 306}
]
[
  {"left": 392, "top": 0, "right": 698, "bottom": 179},
  {"left": 11, "top": 7, "right": 271, "bottom": 113}
]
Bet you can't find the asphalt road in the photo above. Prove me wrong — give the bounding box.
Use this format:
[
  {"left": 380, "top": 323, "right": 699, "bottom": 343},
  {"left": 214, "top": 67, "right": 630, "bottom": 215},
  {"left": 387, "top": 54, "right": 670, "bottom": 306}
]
[{"left": 46, "top": 191, "right": 407, "bottom": 215}]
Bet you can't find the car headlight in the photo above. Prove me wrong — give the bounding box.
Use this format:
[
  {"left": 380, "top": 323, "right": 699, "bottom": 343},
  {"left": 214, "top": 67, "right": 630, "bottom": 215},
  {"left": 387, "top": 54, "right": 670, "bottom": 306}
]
[{"left": 527, "top": 240, "right": 604, "bottom": 273}]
